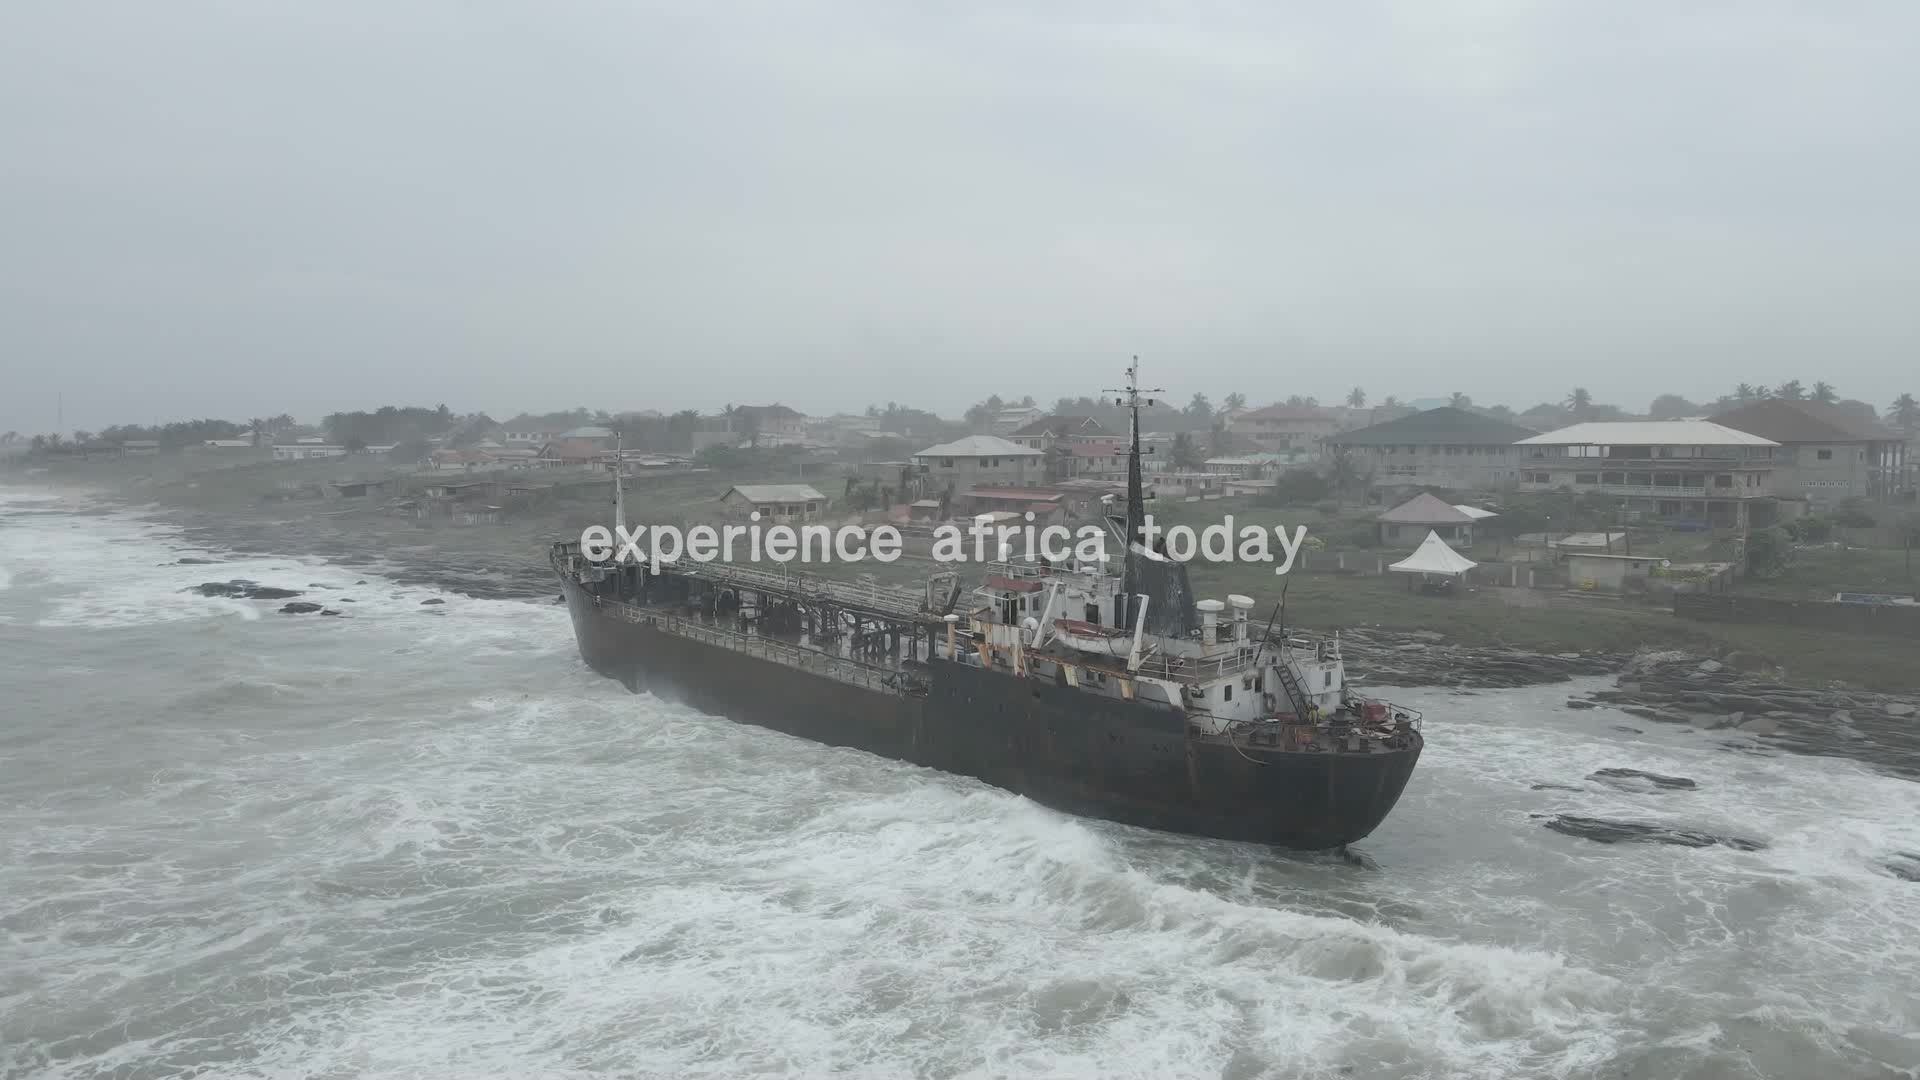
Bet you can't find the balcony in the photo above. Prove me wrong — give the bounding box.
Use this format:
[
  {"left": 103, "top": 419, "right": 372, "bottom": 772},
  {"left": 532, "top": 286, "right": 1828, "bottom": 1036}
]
[
  {"left": 1518, "top": 455, "right": 1769, "bottom": 471},
  {"left": 1519, "top": 480, "right": 1767, "bottom": 499}
]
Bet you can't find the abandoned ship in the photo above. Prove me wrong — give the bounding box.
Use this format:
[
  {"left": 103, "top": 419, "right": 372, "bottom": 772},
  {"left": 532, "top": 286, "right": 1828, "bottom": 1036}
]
[{"left": 551, "top": 365, "right": 1424, "bottom": 849}]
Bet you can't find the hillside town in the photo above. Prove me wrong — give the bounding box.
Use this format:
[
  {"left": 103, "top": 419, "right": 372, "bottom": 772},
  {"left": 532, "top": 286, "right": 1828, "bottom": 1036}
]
[
  {"left": 8, "top": 382, "right": 1917, "bottom": 522},
  {"left": 7, "top": 381, "right": 1920, "bottom": 691}
]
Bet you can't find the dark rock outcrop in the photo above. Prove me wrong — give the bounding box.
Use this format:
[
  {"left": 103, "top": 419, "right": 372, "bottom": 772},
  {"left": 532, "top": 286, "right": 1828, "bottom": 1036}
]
[
  {"left": 188, "top": 580, "right": 303, "bottom": 601},
  {"left": 420, "top": 598, "right": 446, "bottom": 606},
  {"left": 1588, "top": 767, "right": 1697, "bottom": 790},
  {"left": 1539, "top": 814, "right": 1765, "bottom": 851},
  {"left": 1335, "top": 629, "right": 1619, "bottom": 690},
  {"left": 1574, "top": 653, "right": 1920, "bottom": 779},
  {"left": 279, "top": 602, "right": 323, "bottom": 614}
]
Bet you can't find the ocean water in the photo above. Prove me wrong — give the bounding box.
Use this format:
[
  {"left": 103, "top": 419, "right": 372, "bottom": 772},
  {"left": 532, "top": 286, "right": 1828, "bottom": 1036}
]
[{"left": 2, "top": 487, "right": 1918, "bottom": 1080}]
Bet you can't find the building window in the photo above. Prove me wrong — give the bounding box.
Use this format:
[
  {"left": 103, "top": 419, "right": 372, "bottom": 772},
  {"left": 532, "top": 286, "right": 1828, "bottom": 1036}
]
[
  {"left": 1575, "top": 473, "right": 1599, "bottom": 485},
  {"left": 1817, "top": 449, "right": 1833, "bottom": 460},
  {"left": 1714, "top": 475, "right": 1732, "bottom": 488}
]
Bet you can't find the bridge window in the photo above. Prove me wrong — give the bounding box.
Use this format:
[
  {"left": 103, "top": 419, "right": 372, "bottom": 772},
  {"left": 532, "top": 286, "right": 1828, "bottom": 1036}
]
[{"left": 1223, "top": 684, "right": 1233, "bottom": 702}]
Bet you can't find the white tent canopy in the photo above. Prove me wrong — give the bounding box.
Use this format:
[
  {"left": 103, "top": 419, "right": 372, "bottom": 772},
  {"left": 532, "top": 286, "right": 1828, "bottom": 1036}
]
[{"left": 1389, "top": 530, "right": 1479, "bottom": 577}]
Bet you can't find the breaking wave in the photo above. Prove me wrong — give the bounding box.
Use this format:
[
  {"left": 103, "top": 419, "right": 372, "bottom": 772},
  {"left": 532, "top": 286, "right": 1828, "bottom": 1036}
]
[{"left": 1, "top": 493, "right": 1917, "bottom": 1078}]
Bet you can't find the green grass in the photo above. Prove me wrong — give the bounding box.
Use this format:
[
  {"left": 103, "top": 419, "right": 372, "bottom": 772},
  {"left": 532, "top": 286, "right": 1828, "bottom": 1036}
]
[{"left": 1739, "top": 546, "right": 1918, "bottom": 600}]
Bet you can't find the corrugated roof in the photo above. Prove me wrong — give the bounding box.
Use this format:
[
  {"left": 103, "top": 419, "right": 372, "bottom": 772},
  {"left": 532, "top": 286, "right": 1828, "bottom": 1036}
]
[
  {"left": 723, "top": 484, "right": 826, "bottom": 503},
  {"left": 1377, "top": 492, "right": 1475, "bottom": 524},
  {"left": 1006, "top": 415, "right": 1111, "bottom": 438},
  {"left": 913, "top": 435, "right": 1043, "bottom": 458},
  {"left": 539, "top": 439, "right": 605, "bottom": 459},
  {"left": 1517, "top": 420, "right": 1777, "bottom": 447},
  {"left": 961, "top": 488, "right": 1063, "bottom": 502},
  {"left": 1242, "top": 404, "right": 1336, "bottom": 421},
  {"left": 1710, "top": 399, "right": 1902, "bottom": 444},
  {"left": 1328, "top": 406, "right": 1538, "bottom": 447}
]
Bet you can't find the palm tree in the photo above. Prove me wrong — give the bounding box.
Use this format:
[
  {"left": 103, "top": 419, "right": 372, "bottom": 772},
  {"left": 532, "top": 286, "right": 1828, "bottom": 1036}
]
[
  {"left": 1734, "top": 383, "right": 1758, "bottom": 402},
  {"left": 1382, "top": 395, "right": 1400, "bottom": 408},
  {"left": 1346, "top": 387, "right": 1366, "bottom": 409},
  {"left": 1223, "top": 391, "right": 1247, "bottom": 411},
  {"left": 1564, "top": 388, "right": 1593, "bottom": 417},
  {"left": 1448, "top": 392, "right": 1472, "bottom": 410},
  {"left": 1811, "top": 381, "right": 1838, "bottom": 405},
  {"left": 249, "top": 418, "right": 268, "bottom": 448},
  {"left": 1169, "top": 432, "right": 1202, "bottom": 469},
  {"left": 1890, "top": 392, "right": 1920, "bottom": 432},
  {"left": 1776, "top": 379, "right": 1805, "bottom": 401}
]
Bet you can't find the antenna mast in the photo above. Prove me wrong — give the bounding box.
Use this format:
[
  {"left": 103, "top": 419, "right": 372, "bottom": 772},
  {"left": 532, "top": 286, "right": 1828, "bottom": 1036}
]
[
  {"left": 611, "top": 428, "right": 627, "bottom": 544},
  {"left": 1102, "top": 357, "right": 1163, "bottom": 603}
]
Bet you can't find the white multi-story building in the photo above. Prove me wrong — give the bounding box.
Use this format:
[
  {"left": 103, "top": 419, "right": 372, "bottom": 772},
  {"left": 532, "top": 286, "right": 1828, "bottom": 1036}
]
[{"left": 1515, "top": 420, "right": 1782, "bottom": 528}]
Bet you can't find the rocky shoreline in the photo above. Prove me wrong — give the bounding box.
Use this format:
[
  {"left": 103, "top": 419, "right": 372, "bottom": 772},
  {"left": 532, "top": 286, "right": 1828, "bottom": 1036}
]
[
  {"left": 1566, "top": 651, "right": 1920, "bottom": 779},
  {"left": 71, "top": 486, "right": 1920, "bottom": 784},
  {"left": 1334, "top": 627, "right": 1622, "bottom": 689}
]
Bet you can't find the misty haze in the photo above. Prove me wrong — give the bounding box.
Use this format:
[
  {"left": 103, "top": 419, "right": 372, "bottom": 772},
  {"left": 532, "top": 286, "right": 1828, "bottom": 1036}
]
[{"left": 3, "top": 5, "right": 1919, "bottom": 1080}]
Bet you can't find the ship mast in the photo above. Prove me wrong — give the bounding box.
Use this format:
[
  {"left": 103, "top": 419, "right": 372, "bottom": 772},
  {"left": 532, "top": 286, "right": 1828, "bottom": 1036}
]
[
  {"left": 611, "top": 427, "right": 627, "bottom": 545},
  {"left": 1103, "top": 358, "right": 1162, "bottom": 601}
]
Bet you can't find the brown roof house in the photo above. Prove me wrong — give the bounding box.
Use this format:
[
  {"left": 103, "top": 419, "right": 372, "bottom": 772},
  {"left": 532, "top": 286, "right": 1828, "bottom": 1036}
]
[
  {"left": 1229, "top": 404, "right": 1341, "bottom": 454},
  {"left": 1376, "top": 492, "right": 1480, "bottom": 546},
  {"left": 1710, "top": 399, "right": 1909, "bottom": 506}
]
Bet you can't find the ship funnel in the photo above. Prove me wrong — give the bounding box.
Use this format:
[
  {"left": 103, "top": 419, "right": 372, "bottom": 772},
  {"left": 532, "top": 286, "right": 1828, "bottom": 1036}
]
[
  {"left": 1228, "top": 594, "right": 1254, "bottom": 643},
  {"left": 1196, "top": 598, "right": 1225, "bottom": 646}
]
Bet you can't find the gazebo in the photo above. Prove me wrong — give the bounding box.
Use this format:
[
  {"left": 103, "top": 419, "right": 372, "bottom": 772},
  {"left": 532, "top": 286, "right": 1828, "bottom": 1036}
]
[
  {"left": 1376, "top": 492, "right": 1479, "bottom": 546},
  {"left": 1389, "top": 530, "right": 1479, "bottom": 592}
]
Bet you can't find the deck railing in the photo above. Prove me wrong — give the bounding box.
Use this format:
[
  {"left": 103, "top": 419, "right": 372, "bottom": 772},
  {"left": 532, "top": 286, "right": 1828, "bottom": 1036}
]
[
  {"left": 597, "top": 598, "right": 921, "bottom": 696},
  {"left": 555, "top": 539, "right": 934, "bottom": 622}
]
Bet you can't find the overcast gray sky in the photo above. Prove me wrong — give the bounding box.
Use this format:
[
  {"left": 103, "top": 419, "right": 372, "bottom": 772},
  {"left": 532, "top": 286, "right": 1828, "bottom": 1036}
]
[{"left": 3, "top": 2, "right": 1916, "bottom": 434}]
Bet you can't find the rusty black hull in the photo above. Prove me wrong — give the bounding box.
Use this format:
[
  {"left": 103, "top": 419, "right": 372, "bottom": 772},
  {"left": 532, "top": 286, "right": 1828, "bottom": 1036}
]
[{"left": 560, "top": 578, "right": 1420, "bottom": 850}]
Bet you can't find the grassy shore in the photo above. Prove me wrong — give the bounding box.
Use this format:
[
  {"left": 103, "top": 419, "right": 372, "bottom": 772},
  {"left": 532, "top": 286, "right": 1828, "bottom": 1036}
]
[{"left": 13, "top": 453, "right": 1919, "bottom": 691}]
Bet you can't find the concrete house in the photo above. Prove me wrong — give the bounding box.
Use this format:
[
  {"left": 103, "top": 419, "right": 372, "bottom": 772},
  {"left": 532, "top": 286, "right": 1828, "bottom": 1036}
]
[
  {"left": 989, "top": 405, "right": 1047, "bottom": 434},
  {"left": 1515, "top": 420, "right": 1782, "bottom": 528},
  {"left": 719, "top": 484, "right": 829, "bottom": 523},
  {"left": 1006, "top": 415, "right": 1122, "bottom": 452},
  {"left": 1709, "top": 399, "right": 1909, "bottom": 507},
  {"left": 1376, "top": 492, "right": 1480, "bottom": 546},
  {"left": 1325, "top": 407, "right": 1539, "bottom": 494},
  {"left": 272, "top": 443, "right": 348, "bottom": 461},
  {"left": 1229, "top": 405, "right": 1341, "bottom": 454},
  {"left": 912, "top": 435, "right": 1044, "bottom": 491},
  {"left": 692, "top": 405, "right": 810, "bottom": 450}
]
